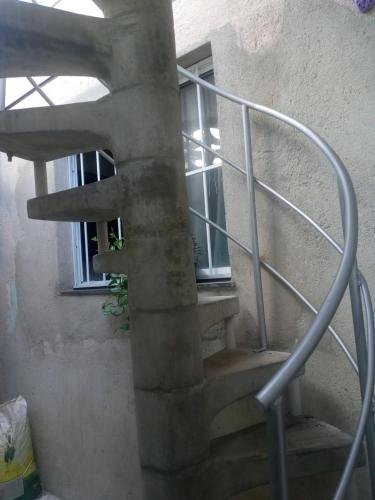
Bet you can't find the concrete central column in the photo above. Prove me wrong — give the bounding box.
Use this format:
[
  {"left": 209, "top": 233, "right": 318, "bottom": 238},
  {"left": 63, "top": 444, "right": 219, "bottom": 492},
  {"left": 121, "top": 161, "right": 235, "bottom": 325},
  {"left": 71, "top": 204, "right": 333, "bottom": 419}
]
[{"left": 94, "top": 1, "right": 208, "bottom": 497}]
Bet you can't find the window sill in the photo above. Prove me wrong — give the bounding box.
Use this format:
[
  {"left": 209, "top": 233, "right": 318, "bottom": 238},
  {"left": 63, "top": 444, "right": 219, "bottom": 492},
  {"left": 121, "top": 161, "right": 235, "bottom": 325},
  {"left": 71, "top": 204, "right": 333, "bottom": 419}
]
[
  {"left": 59, "top": 288, "right": 112, "bottom": 296},
  {"left": 60, "top": 281, "right": 237, "bottom": 296}
]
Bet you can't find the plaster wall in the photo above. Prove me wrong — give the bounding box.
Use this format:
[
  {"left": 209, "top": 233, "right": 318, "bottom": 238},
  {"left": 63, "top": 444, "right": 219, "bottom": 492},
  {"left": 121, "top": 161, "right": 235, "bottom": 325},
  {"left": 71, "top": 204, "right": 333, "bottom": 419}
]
[
  {"left": 0, "top": 5, "right": 143, "bottom": 491},
  {"left": 173, "top": 0, "right": 375, "bottom": 496},
  {"left": 0, "top": 0, "right": 374, "bottom": 498},
  {"left": 0, "top": 151, "right": 142, "bottom": 499}
]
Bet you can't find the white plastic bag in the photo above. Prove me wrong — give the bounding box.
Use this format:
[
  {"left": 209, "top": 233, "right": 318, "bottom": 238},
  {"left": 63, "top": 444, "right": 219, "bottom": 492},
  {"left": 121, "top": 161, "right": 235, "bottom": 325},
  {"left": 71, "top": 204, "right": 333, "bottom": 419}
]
[{"left": 0, "top": 397, "right": 41, "bottom": 500}]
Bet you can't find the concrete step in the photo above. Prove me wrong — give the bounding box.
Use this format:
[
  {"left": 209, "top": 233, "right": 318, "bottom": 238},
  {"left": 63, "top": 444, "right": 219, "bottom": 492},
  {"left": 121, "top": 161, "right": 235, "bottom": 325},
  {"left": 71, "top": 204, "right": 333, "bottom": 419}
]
[
  {"left": 93, "top": 248, "right": 127, "bottom": 274},
  {"left": 205, "top": 349, "right": 289, "bottom": 421},
  {"left": 0, "top": 100, "right": 109, "bottom": 162},
  {"left": 0, "top": 0, "right": 109, "bottom": 80},
  {"left": 28, "top": 176, "right": 119, "bottom": 222},
  {"left": 198, "top": 295, "right": 239, "bottom": 334},
  {"left": 204, "top": 416, "right": 365, "bottom": 500}
]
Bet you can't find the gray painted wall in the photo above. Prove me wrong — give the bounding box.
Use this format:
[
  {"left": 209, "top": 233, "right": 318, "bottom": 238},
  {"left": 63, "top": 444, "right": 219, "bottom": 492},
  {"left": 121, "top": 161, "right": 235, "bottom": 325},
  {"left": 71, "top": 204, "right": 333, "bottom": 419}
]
[{"left": 0, "top": 0, "right": 374, "bottom": 498}]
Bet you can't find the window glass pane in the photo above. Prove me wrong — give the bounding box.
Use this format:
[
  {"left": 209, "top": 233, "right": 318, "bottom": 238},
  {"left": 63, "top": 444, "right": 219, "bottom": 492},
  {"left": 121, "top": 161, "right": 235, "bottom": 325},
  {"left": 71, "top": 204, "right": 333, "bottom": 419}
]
[
  {"left": 180, "top": 69, "right": 230, "bottom": 279},
  {"left": 5, "top": 78, "right": 33, "bottom": 108},
  {"left": 79, "top": 222, "right": 87, "bottom": 283},
  {"left": 41, "top": 77, "right": 108, "bottom": 106},
  {"left": 180, "top": 83, "right": 201, "bottom": 172},
  {"left": 55, "top": 0, "right": 103, "bottom": 17},
  {"left": 208, "top": 169, "right": 229, "bottom": 268},
  {"left": 81, "top": 152, "right": 99, "bottom": 185},
  {"left": 34, "top": 0, "right": 58, "bottom": 6},
  {"left": 86, "top": 222, "right": 102, "bottom": 282},
  {"left": 11, "top": 92, "right": 48, "bottom": 109},
  {"left": 186, "top": 175, "right": 209, "bottom": 270},
  {"left": 99, "top": 152, "right": 115, "bottom": 179},
  {"left": 201, "top": 73, "right": 222, "bottom": 168}
]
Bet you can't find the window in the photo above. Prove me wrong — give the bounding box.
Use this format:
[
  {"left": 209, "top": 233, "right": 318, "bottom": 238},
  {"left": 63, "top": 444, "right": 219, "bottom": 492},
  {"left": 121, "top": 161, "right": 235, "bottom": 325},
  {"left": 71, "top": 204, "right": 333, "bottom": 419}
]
[
  {"left": 180, "top": 59, "right": 230, "bottom": 280},
  {"left": 70, "top": 151, "right": 122, "bottom": 288},
  {"left": 71, "top": 58, "right": 230, "bottom": 287}
]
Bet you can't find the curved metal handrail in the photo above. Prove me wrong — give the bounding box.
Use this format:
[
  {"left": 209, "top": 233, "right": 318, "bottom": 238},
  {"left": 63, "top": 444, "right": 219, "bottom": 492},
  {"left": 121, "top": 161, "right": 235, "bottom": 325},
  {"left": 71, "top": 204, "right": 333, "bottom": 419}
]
[
  {"left": 189, "top": 206, "right": 358, "bottom": 374},
  {"left": 184, "top": 132, "right": 358, "bottom": 374},
  {"left": 179, "top": 65, "right": 374, "bottom": 499},
  {"left": 179, "top": 63, "right": 358, "bottom": 402}
]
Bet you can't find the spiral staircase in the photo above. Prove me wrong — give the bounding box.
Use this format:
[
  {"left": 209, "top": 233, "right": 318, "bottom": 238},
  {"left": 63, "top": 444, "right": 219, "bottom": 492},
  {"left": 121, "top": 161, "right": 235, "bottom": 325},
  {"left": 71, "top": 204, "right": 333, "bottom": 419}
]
[{"left": 0, "top": 1, "right": 374, "bottom": 499}]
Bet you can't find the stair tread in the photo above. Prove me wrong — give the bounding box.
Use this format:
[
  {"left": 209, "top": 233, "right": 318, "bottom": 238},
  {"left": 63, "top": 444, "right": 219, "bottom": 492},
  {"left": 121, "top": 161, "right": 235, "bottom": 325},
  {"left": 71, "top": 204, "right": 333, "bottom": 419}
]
[
  {"left": 211, "top": 416, "right": 353, "bottom": 460},
  {"left": 0, "top": 101, "right": 108, "bottom": 162},
  {"left": 205, "top": 416, "right": 365, "bottom": 499},
  {"left": 198, "top": 295, "right": 239, "bottom": 333},
  {"left": 27, "top": 177, "right": 119, "bottom": 222},
  {"left": 93, "top": 248, "right": 127, "bottom": 274},
  {"left": 0, "top": 0, "right": 109, "bottom": 80},
  {"left": 205, "top": 349, "right": 289, "bottom": 420},
  {"left": 205, "top": 348, "right": 289, "bottom": 379}
]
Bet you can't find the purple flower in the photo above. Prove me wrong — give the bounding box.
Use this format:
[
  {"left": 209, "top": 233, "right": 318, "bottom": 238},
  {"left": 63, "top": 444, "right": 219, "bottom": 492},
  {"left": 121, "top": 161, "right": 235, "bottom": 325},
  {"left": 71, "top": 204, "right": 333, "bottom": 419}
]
[{"left": 354, "top": 0, "right": 375, "bottom": 12}]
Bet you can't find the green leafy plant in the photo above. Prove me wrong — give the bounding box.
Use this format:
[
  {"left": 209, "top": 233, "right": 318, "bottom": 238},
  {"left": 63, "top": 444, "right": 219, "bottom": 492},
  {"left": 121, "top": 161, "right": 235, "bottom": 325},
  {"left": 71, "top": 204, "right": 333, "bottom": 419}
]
[
  {"left": 192, "top": 236, "right": 201, "bottom": 268},
  {"left": 94, "top": 229, "right": 130, "bottom": 332},
  {"left": 94, "top": 231, "right": 202, "bottom": 332}
]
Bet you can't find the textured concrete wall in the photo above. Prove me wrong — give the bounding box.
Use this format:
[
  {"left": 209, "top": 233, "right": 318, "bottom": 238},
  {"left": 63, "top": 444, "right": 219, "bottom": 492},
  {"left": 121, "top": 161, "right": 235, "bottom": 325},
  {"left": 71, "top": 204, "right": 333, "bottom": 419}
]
[
  {"left": 0, "top": 152, "right": 142, "bottom": 499},
  {"left": 173, "top": 0, "right": 374, "bottom": 497},
  {"left": 0, "top": 0, "right": 374, "bottom": 498}
]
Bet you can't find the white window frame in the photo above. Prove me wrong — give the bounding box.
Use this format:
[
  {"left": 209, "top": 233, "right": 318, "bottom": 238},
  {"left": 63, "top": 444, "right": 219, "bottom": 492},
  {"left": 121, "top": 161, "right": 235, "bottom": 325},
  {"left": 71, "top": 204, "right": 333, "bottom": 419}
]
[
  {"left": 181, "top": 58, "right": 231, "bottom": 281},
  {"left": 69, "top": 153, "right": 123, "bottom": 288}
]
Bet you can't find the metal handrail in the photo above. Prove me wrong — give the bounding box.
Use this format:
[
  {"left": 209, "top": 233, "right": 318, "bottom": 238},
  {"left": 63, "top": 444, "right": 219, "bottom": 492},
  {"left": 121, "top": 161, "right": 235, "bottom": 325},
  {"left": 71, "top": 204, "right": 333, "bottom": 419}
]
[
  {"left": 183, "top": 131, "right": 359, "bottom": 374},
  {"left": 179, "top": 65, "right": 375, "bottom": 499}
]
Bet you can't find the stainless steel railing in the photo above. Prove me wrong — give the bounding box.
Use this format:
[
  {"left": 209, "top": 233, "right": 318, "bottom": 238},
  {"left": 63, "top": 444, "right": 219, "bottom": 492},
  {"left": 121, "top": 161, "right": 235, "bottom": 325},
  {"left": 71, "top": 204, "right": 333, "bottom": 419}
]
[{"left": 178, "top": 65, "right": 375, "bottom": 500}]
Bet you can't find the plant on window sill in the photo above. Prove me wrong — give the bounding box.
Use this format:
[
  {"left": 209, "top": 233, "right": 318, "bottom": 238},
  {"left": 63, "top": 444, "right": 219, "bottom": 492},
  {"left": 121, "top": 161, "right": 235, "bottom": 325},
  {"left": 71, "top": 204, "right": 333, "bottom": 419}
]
[
  {"left": 94, "top": 232, "right": 202, "bottom": 333},
  {"left": 93, "top": 229, "right": 130, "bottom": 333}
]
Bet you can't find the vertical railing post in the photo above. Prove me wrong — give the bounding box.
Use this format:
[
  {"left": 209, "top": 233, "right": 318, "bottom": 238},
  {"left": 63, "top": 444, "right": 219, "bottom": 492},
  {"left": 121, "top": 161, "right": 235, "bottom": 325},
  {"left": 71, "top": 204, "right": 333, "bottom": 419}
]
[
  {"left": 267, "top": 396, "right": 289, "bottom": 500},
  {"left": 197, "top": 83, "right": 214, "bottom": 275},
  {"left": 338, "top": 189, "right": 375, "bottom": 497},
  {"left": 242, "top": 104, "right": 268, "bottom": 350},
  {"left": 33, "top": 160, "right": 48, "bottom": 197},
  {"left": 0, "top": 79, "right": 5, "bottom": 111},
  {"left": 96, "top": 222, "right": 109, "bottom": 255}
]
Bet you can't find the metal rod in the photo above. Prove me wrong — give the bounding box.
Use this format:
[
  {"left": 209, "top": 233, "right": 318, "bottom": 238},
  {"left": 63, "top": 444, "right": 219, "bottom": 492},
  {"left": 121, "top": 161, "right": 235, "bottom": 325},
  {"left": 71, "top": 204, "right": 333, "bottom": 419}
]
[
  {"left": 288, "top": 378, "right": 303, "bottom": 417},
  {"left": 185, "top": 142, "right": 358, "bottom": 373},
  {"left": 33, "top": 160, "right": 48, "bottom": 197},
  {"left": 334, "top": 276, "right": 375, "bottom": 499},
  {"left": 255, "top": 157, "right": 358, "bottom": 408},
  {"left": 6, "top": 76, "right": 57, "bottom": 110},
  {"left": 182, "top": 131, "right": 247, "bottom": 175},
  {"left": 183, "top": 130, "right": 343, "bottom": 257},
  {"left": 196, "top": 83, "right": 213, "bottom": 274},
  {"left": 267, "top": 396, "right": 289, "bottom": 500},
  {"left": 189, "top": 206, "right": 359, "bottom": 373},
  {"left": 0, "top": 79, "right": 5, "bottom": 111},
  {"left": 99, "top": 150, "right": 114, "bottom": 165},
  {"left": 185, "top": 163, "right": 221, "bottom": 177},
  {"left": 242, "top": 105, "right": 267, "bottom": 350},
  {"left": 338, "top": 188, "right": 375, "bottom": 497},
  {"left": 27, "top": 77, "right": 54, "bottom": 106}
]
